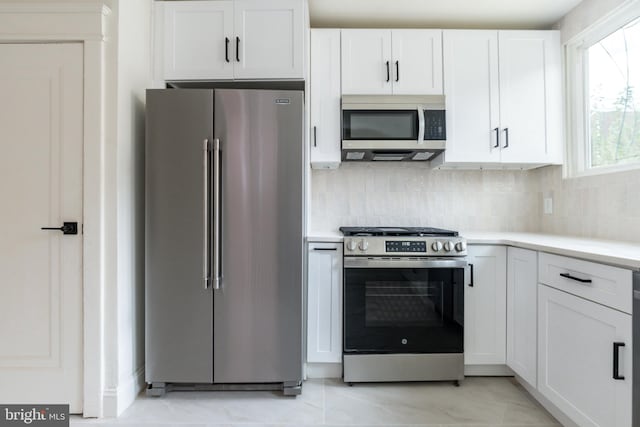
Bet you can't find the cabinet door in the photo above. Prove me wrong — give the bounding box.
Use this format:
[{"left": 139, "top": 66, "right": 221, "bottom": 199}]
[
  {"left": 310, "top": 29, "right": 341, "bottom": 169},
  {"left": 341, "top": 29, "right": 392, "bottom": 95},
  {"left": 465, "top": 245, "right": 507, "bottom": 365},
  {"left": 538, "top": 285, "right": 632, "bottom": 427},
  {"left": 498, "top": 31, "right": 562, "bottom": 164},
  {"left": 307, "top": 243, "right": 343, "bottom": 363},
  {"left": 233, "top": 0, "right": 304, "bottom": 79},
  {"left": 506, "top": 247, "right": 537, "bottom": 386},
  {"left": 163, "top": 1, "right": 234, "bottom": 80},
  {"left": 442, "top": 30, "right": 501, "bottom": 163},
  {"left": 391, "top": 30, "right": 443, "bottom": 95}
]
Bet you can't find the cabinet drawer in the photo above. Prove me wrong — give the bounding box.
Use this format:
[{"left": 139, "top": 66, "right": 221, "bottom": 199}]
[{"left": 538, "top": 252, "right": 632, "bottom": 314}]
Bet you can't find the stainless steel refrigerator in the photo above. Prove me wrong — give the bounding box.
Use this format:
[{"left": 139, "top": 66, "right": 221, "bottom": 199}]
[{"left": 145, "top": 89, "right": 304, "bottom": 396}]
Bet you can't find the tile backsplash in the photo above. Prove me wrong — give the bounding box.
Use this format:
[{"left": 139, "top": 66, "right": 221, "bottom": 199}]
[
  {"left": 310, "top": 163, "right": 640, "bottom": 243},
  {"left": 535, "top": 166, "right": 640, "bottom": 242},
  {"left": 310, "top": 163, "right": 540, "bottom": 234}
]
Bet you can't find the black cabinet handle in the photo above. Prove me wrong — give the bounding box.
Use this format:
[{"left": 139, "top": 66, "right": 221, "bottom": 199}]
[
  {"left": 225, "top": 37, "right": 230, "bottom": 63},
  {"left": 312, "top": 247, "right": 337, "bottom": 251},
  {"left": 468, "top": 263, "right": 474, "bottom": 287},
  {"left": 236, "top": 36, "right": 240, "bottom": 62},
  {"left": 395, "top": 60, "right": 399, "bottom": 82},
  {"left": 503, "top": 127, "right": 510, "bottom": 148},
  {"left": 493, "top": 128, "right": 500, "bottom": 148},
  {"left": 559, "top": 273, "right": 592, "bottom": 283},
  {"left": 386, "top": 61, "right": 390, "bottom": 82},
  {"left": 41, "top": 221, "right": 78, "bottom": 235},
  {"left": 613, "top": 342, "right": 625, "bottom": 380},
  {"left": 313, "top": 126, "right": 317, "bottom": 147}
]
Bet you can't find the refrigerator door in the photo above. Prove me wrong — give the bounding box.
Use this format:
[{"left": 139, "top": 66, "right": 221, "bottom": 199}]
[
  {"left": 146, "top": 89, "right": 214, "bottom": 383},
  {"left": 213, "top": 89, "right": 304, "bottom": 384}
]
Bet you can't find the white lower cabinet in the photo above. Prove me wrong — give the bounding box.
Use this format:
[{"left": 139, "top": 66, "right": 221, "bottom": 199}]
[
  {"left": 465, "top": 245, "right": 507, "bottom": 365},
  {"left": 506, "top": 247, "right": 538, "bottom": 386},
  {"left": 538, "top": 284, "right": 632, "bottom": 427},
  {"left": 306, "top": 242, "right": 343, "bottom": 363}
]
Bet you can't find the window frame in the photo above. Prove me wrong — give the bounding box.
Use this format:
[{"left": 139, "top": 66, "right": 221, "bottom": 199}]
[{"left": 565, "top": 0, "right": 640, "bottom": 178}]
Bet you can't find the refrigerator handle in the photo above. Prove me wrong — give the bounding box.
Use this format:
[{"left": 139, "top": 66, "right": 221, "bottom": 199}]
[
  {"left": 203, "top": 139, "right": 211, "bottom": 289},
  {"left": 213, "top": 138, "right": 222, "bottom": 290}
]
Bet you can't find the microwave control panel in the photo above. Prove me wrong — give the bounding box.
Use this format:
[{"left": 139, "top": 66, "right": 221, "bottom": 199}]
[{"left": 424, "top": 110, "right": 446, "bottom": 140}]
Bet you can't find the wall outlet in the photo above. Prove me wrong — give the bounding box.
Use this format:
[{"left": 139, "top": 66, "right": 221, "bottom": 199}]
[{"left": 543, "top": 197, "right": 553, "bottom": 215}]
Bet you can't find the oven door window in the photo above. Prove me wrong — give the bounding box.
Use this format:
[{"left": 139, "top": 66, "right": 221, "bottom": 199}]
[
  {"left": 343, "top": 110, "right": 418, "bottom": 140},
  {"left": 344, "top": 267, "right": 464, "bottom": 354}
]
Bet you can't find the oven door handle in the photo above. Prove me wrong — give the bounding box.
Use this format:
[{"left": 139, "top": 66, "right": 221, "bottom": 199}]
[{"left": 344, "top": 257, "right": 467, "bottom": 269}]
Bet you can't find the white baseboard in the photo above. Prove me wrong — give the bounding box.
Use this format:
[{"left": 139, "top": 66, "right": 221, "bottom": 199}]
[
  {"left": 305, "top": 363, "right": 342, "bottom": 379},
  {"left": 102, "top": 366, "right": 145, "bottom": 417},
  {"left": 464, "top": 364, "right": 513, "bottom": 376},
  {"left": 515, "top": 374, "right": 579, "bottom": 427}
]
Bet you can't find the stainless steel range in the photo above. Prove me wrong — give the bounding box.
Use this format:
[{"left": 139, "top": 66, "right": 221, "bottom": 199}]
[{"left": 340, "top": 227, "right": 467, "bottom": 385}]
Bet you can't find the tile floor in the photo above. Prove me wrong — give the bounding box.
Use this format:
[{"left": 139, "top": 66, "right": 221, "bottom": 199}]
[{"left": 70, "top": 377, "right": 561, "bottom": 427}]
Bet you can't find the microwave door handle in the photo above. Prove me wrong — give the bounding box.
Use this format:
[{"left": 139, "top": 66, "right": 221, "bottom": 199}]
[{"left": 417, "top": 107, "right": 425, "bottom": 144}]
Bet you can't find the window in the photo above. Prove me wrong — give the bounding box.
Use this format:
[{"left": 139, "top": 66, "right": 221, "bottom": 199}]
[{"left": 566, "top": 2, "right": 640, "bottom": 176}]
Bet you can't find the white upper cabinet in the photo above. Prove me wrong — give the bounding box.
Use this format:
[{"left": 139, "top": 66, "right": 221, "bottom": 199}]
[
  {"left": 341, "top": 29, "right": 443, "bottom": 95},
  {"left": 391, "top": 30, "right": 443, "bottom": 95},
  {"left": 163, "top": 1, "right": 234, "bottom": 80},
  {"left": 498, "top": 31, "right": 562, "bottom": 164},
  {"left": 435, "top": 30, "right": 562, "bottom": 168},
  {"left": 341, "top": 30, "right": 393, "bottom": 95},
  {"left": 233, "top": 0, "right": 304, "bottom": 79},
  {"left": 160, "top": 0, "right": 305, "bottom": 81},
  {"left": 506, "top": 247, "right": 538, "bottom": 387},
  {"left": 465, "top": 245, "right": 507, "bottom": 365},
  {"left": 441, "top": 30, "right": 500, "bottom": 164},
  {"left": 310, "top": 29, "right": 341, "bottom": 169}
]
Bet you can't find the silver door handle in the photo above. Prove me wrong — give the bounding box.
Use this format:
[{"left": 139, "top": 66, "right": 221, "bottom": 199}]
[
  {"left": 417, "top": 107, "right": 425, "bottom": 145},
  {"left": 213, "top": 138, "right": 222, "bottom": 290},
  {"left": 203, "top": 139, "right": 211, "bottom": 289}
]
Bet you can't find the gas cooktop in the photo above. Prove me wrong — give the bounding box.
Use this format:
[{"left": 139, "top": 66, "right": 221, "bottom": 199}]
[{"left": 339, "top": 226, "right": 458, "bottom": 237}]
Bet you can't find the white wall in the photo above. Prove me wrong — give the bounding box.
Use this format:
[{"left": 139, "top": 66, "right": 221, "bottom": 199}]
[
  {"left": 553, "top": 0, "right": 628, "bottom": 41},
  {"left": 534, "top": 0, "right": 640, "bottom": 243},
  {"left": 101, "top": 0, "right": 152, "bottom": 417}
]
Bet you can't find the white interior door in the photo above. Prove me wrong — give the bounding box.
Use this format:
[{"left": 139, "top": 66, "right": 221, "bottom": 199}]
[{"left": 0, "top": 44, "right": 83, "bottom": 413}]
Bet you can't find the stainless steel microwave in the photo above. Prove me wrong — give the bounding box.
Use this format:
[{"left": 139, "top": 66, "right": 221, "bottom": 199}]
[{"left": 341, "top": 95, "right": 446, "bottom": 162}]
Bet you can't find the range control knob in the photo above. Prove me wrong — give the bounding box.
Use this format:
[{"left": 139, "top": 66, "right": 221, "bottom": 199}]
[
  {"left": 431, "top": 241, "right": 443, "bottom": 252},
  {"left": 443, "top": 241, "right": 453, "bottom": 252},
  {"left": 455, "top": 241, "right": 467, "bottom": 252},
  {"left": 346, "top": 240, "right": 357, "bottom": 251},
  {"left": 358, "top": 239, "right": 369, "bottom": 251}
]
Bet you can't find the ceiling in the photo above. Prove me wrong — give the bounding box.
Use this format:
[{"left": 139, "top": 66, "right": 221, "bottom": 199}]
[{"left": 309, "top": 0, "right": 584, "bottom": 29}]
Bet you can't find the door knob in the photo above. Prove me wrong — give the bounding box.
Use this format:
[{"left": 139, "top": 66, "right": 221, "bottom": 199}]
[{"left": 41, "top": 222, "right": 78, "bottom": 235}]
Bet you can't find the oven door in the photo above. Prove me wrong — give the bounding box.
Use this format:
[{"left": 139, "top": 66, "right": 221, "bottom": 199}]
[{"left": 344, "top": 257, "right": 465, "bottom": 354}]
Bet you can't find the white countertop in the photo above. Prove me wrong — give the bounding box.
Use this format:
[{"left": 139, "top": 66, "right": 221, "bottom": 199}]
[
  {"left": 307, "top": 230, "right": 640, "bottom": 270},
  {"left": 462, "top": 232, "right": 640, "bottom": 270}
]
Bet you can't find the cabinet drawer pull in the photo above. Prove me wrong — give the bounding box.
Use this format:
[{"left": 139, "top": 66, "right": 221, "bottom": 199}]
[
  {"left": 613, "top": 342, "right": 625, "bottom": 380},
  {"left": 559, "top": 272, "right": 592, "bottom": 283},
  {"left": 493, "top": 128, "right": 500, "bottom": 148},
  {"left": 236, "top": 36, "right": 240, "bottom": 62},
  {"left": 225, "top": 37, "right": 230, "bottom": 63},
  {"left": 468, "top": 263, "right": 474, "bottom": 287},
  {"left": 313, "top": 247, "right": 337, "bottom": 251},
  {"left": 385, "top": 61, "right": 390, "bottom": 82},
  {"left": 503, "top": 127, "right": 509, "bottom": 148},
  {"left": 395, "top": 60, "right": 399, "bottom": 82},
  {"left": 313, "top": 126, "right": 317, "bottom": 147}
]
